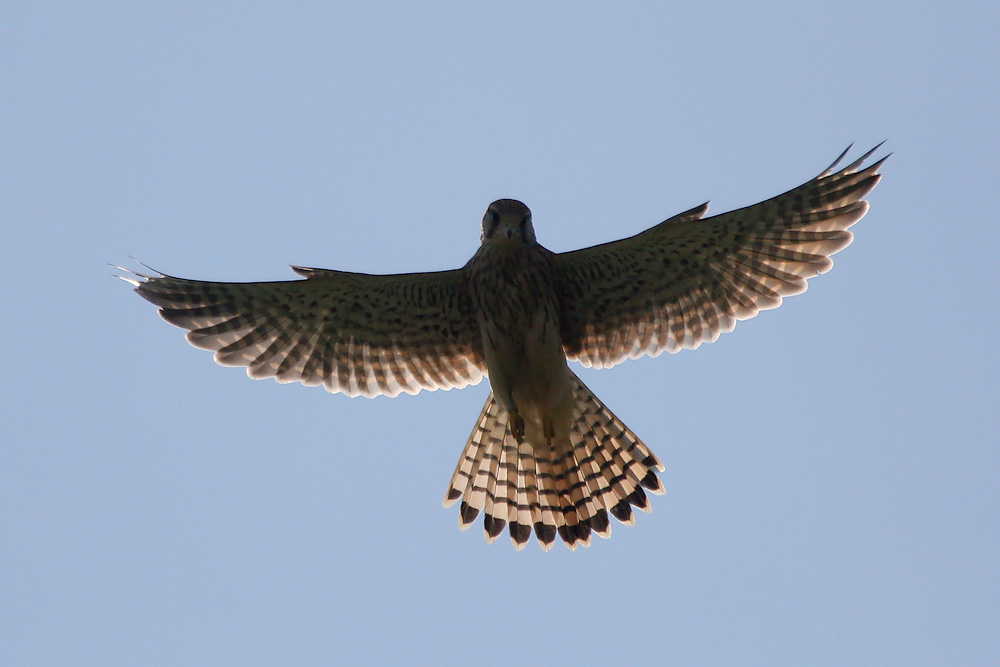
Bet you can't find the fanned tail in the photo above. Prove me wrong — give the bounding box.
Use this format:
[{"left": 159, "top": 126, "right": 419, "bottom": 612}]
[{"left": 443, "top": 372, "right": 665, "bottom": 551}]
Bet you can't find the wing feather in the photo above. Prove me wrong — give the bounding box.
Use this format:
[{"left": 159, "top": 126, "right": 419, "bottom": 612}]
[
  {"left": 130, "top": 265, "right": 486, "bottom": 397},
  {"left": 555, "top": 146, "right": 886, "bottom": 368}
]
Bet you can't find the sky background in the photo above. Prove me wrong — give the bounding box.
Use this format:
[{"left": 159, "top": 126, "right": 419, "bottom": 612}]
[{"left": 3, "top": 2, "right": 997, "bottom": 665}]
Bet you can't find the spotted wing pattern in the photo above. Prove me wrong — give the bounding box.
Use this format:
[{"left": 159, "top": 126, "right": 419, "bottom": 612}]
[
  {"left": 555, "top": 146, "right": 886, "bottom": 368},
  {"left": 444, "top": 371, "right": 664, "bottom": 550},
  {"left": 127, "top": 266, "right": 486, "bottom": 397}
]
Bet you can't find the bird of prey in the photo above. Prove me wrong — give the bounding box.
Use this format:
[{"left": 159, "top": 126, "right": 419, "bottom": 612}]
[{"left": 121, "top": 145, "right": 885, "bottom": 551}]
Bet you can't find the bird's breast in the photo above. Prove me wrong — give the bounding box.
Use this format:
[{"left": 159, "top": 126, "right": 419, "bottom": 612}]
[{"left": 466, "top": 244, "right": 574, "bottom": 445}]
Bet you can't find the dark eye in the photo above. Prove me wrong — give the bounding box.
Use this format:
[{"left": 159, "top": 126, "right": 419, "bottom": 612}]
[
  {"left": 519, "top": 215, "right": 529, "bottom": 231},
  {"left": 490, "top": 211, "right": 501, "bottom": 224}
]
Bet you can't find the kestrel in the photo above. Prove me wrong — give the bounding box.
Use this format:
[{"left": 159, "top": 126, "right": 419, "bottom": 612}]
[{"left": 122, "top": 146, "right": 885, "bottom": 551}]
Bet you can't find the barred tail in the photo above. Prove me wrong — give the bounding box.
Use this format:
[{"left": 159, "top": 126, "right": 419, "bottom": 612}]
[{"left": 443, "top": 372, "right": 665, "bottom": 551}]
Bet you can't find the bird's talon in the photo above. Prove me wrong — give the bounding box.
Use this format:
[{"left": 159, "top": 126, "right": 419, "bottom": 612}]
[{"left": 509, "top": 411, "right": 525, "bottom": 443}]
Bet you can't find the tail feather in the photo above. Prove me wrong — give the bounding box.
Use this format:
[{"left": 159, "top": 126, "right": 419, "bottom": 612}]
[
  {"left": 445, "top": 398, "right": 489, "bottom": 507},
  {"left": 465, "top": 408, "right": 506, "bottom": 528},
  {"left": 444, "top": 372, "right": 665, "bottom": 551},
  {"left": 480, "top": 422, "right": 504, "bottom": 541},
  {"left": 554, "top": 452, "right": 590, "bottom": 550},
  {"left": 566, "top": 441, "right": 605, "bottom": 539},
  {"left": 508, "top": 444, "right": 532, "bottom": 549},
  {"left": 482, "top": 438, "right": 517, "bottom": 542},
  {"left": 568, "top": 432, "right": 613, "bottom": 538},
  {"left": 513, "top": 443, "right": 538, "bottom": 549},
  {"left": 447, "top": 397, "right": 500, "bottom": 528},
  {"left": 577, "top": 425, "right": 631, "bottom": 526},
  {"left": 534, "top": 450, "right": 564, "bottom": 550}
]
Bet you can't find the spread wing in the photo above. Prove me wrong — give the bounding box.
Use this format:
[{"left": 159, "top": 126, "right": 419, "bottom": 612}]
[
  {"left": 125, "top": 265, "right": 486, "bottom": 397},
  {"left": 554, "top": 145, "right": 887, "bottom": 368}
]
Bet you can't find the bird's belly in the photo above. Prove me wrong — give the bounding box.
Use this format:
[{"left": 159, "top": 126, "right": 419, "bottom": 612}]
[{"left": 482, "top": 309, "right": 574, "bottom": 447}]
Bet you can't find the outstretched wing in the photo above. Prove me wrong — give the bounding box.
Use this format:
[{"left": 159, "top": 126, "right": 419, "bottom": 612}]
[
  {"left": 554, "top": 145, "right": 887, "bottom": 368},
  {"left": 125, "top": 265, "right": 486, "bottom": 397}
]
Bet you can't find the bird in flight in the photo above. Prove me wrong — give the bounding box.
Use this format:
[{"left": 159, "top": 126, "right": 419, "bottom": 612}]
[{"left": 121, "top": 145, "right": 885, "bottom": 551}]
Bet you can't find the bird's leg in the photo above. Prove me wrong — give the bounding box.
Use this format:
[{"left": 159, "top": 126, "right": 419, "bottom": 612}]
[
  {"left": 543, "top": 417, "right": 555, "bottom": 448},
  {"left": 501, "top": 390, "right": 526, "bottom": 444},
  {"left": 508, "top": 410, "right": 525, "bottom": 444}
]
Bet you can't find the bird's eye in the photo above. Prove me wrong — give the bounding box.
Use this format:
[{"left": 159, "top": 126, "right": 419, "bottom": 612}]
[
  {"left": 490, "top": 211, "right": 500, "bottom": 224},
  {"left": 519, "top": 216, "right": 529, "bottom": 233}
]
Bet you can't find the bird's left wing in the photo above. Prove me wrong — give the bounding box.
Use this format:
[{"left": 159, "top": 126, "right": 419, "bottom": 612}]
[
  {"left": 125, "top": 265, "right": 486, "bottom": 397},
  {"left": 554, "top": 146, "right": 886, "bottom": 369}
]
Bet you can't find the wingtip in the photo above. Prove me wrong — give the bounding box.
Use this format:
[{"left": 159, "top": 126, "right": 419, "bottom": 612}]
[
  {"left": 822, "top": 142, "right": 890, "bottom": 178},
  {"left": 820, "top": 144, "right": 854, "bottom": 177},
  {"left": 128, "top": 256, "right": 165, "bottom": 277},
  {"left": 868, "top": 153, "right": 892, "bottom": 173},
  {"left": 112, "top": 262, "right": 151, "bottom": 287},
  {"left": 843, "top": 142, "right": 887, "bottom": 173},
  {"left": 112, "top": 257, "right": 166, "bottom": 286}
]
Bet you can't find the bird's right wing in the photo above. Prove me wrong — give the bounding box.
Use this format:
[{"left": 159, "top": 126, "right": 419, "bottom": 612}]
[
  {"left": 554, "top": 145, "right": 886, "bottom": 368},
  {"left": 124, "top": 265, "right": 486, "bottom": 397}
]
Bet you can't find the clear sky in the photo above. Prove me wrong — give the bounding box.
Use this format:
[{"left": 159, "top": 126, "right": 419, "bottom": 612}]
[{"left": 3, "top": 2, "right": 997, "bottom": 665}]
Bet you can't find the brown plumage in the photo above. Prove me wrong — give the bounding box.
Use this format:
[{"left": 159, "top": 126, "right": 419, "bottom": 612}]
[{"left": 122, "top": 145, "right": 886, "bottom": 550}]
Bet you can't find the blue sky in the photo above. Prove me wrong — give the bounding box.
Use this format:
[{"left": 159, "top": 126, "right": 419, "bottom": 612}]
[{"left": 3, "top": 2, "right": 997, "bottom": 664}]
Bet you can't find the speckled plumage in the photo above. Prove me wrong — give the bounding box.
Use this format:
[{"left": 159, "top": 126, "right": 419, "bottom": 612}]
[{"left": 123, "top": 146, "right": 885, "bottom": 551}]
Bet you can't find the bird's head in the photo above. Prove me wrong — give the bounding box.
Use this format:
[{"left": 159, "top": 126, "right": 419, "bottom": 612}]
[{"left": 480, "top": 199, "right": 536, "bottom": 246}]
